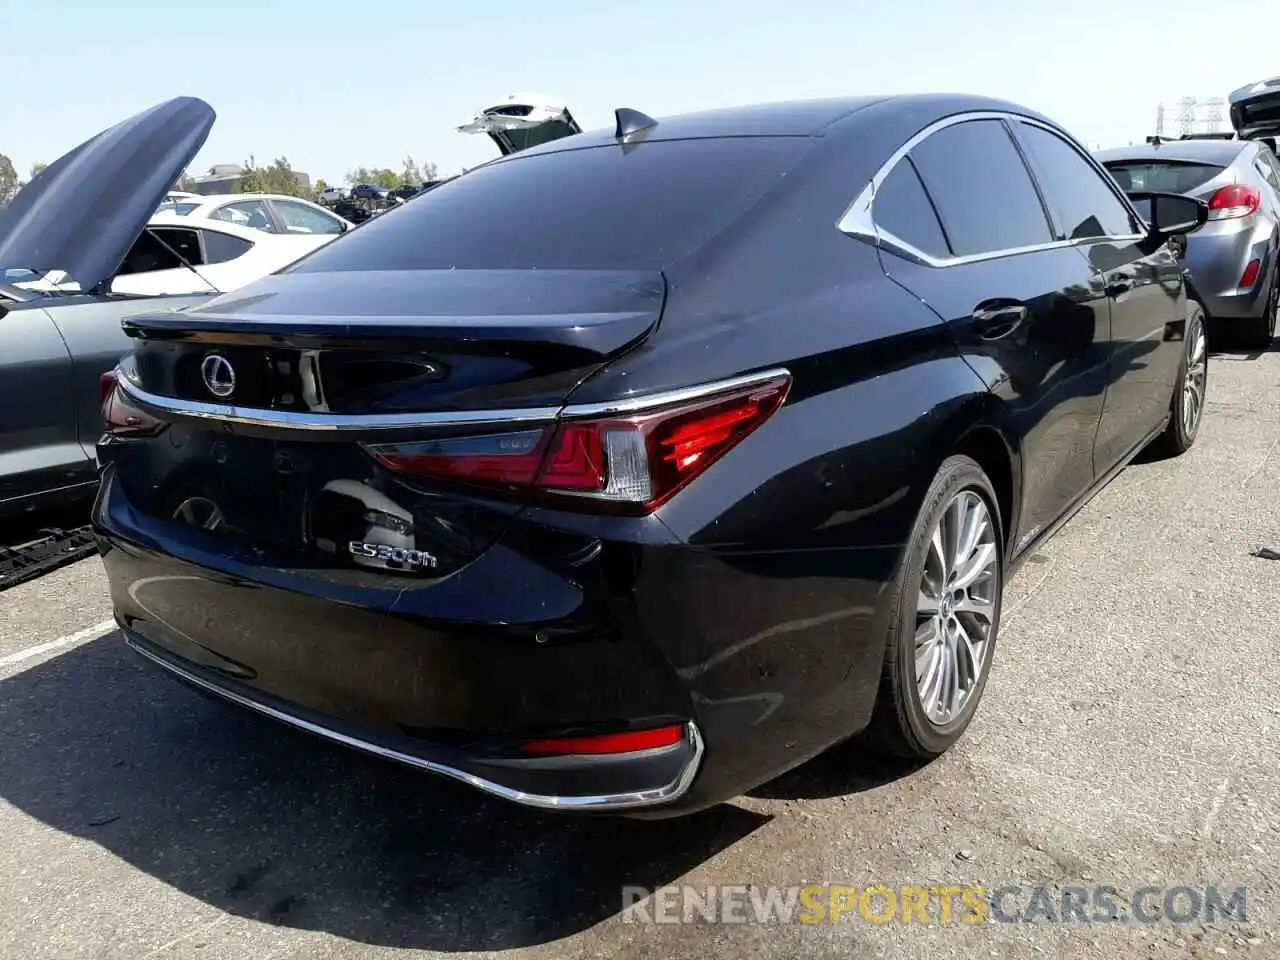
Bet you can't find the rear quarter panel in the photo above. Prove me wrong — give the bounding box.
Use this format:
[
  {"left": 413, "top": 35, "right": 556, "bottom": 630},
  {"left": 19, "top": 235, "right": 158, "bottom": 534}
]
[
  {"left": 554, "top": 183, "right": 1013, "bottom": 764},
  {"left": 45, "top": 294, "right": 213, "bottom": 454}
]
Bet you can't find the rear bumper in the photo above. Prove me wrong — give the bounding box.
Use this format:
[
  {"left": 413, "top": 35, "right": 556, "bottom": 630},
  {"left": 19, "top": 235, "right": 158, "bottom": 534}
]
[
  {"left": 124, "top": 627, "right": 703, "bottom": 811},
  {"left": 93, "top": 466, "right": 896, "bottom": 817},
  {"left": 1184, "top": 224, "right": 1276, "bottom": 320}
]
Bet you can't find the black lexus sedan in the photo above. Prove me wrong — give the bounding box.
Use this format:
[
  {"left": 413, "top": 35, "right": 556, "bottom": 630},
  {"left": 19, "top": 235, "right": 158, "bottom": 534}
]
[{"left": 94, "top": 94, "right": 1209, "bottom": 818}]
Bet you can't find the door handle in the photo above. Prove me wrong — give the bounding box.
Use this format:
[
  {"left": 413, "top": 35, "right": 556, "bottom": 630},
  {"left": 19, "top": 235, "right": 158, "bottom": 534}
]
[
  {"left": 971, "top": 302, "right": 1028, "bottom": 340},
  {"left": 1105, "top": 279, "right": 1134, "bottom": 297}
]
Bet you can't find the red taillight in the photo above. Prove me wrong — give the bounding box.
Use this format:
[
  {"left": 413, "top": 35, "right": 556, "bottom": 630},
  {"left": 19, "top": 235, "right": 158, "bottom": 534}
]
[
  {"left": 1241, "top": 258, "right": 1262, "bottom": 289},
  {"left": 99, "top": 370, "right": 118, "bottom": 406},
  {"left": 364, "top": 374, "right": 791, "bottom": 514},
  {"left": 1207, "top": 184, "right": 1261, "bottom": 220},
  {"left": 520, "top": 724, "right": 685, "bottom": 756},
  {"left": 101, "top": 371, "right": 166, "bottom": 437}
]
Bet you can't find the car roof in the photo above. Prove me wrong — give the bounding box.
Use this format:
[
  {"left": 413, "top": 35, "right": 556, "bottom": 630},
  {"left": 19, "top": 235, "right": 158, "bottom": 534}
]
[
  {"left": 495, "top": 93, "right": 1074, "bottom": 163},
  {"left": 1094, "top": 139, "right": 1250, "bottom": 165},
  {"left": 191, "top": 193, "right": 317, "bottom": 204}
]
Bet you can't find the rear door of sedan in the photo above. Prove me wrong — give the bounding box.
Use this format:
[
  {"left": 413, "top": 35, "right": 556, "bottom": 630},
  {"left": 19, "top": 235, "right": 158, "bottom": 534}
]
[
  {"left": 863, "top": 114, "right": 1110, "bottom": 553},
  {"left": 1009, "top": 118, "right": 1187, "bottom": 473}
]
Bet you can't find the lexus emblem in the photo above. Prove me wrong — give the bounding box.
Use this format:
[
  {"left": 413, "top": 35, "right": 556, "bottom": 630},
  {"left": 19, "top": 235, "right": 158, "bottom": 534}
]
[{"left": 200, "top": 353, "right": 236, "bottom": 399}]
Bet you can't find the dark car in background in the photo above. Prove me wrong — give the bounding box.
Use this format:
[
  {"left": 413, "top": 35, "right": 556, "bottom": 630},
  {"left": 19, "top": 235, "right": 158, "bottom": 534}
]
[
  {"left": 0, "top": 97, "right": 218, "bottom": 518},
  {"left": 95, "top": 94, "right": 1208, "bottom": 818},
  {"left": 1096, "top": 137, "right": 1280, "bottom": 346},
  {"left": 1229, "top": 75, "right": 1280, "bottom": 145},
  {"left": 349, "top": 183, "right": 391, "bottom": 201}
]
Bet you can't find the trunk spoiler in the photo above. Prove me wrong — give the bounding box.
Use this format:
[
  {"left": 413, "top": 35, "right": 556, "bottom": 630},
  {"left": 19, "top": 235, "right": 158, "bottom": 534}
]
[{"left": 1229, "top": 76, "right": 1280, "bottom": 140}]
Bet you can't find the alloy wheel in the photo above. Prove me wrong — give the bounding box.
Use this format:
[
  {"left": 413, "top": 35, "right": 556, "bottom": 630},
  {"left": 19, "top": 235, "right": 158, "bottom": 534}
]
[
  {"left": 914, "top": 490, "right": 999, "bottom": 725},
  {"left": 1182, "top": 314, "right": 1207, "bottom": 438}
]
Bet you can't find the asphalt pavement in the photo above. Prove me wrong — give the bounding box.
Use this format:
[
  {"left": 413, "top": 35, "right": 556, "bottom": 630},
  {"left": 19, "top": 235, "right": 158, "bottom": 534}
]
[{"left": 2, "top": 343, "right": 1279, "bottom": 959}]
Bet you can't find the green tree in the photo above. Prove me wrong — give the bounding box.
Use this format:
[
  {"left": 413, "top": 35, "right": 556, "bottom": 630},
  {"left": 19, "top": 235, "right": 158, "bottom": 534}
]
[
  {"left": 29, "top": 161, "right": 48, "bottom": 180},
  {"left": 238, "top": 155, "right": 267, "bottom": 193},
  {"left": 0, "top": 154, "right": 20, "bottom": 205},
  {"left": 399, "top": 156, "right": 440, "bottom": 187},
  {"left": 236, "top": 155, "right": 307, "bottom": 197},
  {"left": 314, "top": 177, "right": 329, "bottom": 194},
  {"left": 262, "top": 156, "right": 307, "bottom": 197}
]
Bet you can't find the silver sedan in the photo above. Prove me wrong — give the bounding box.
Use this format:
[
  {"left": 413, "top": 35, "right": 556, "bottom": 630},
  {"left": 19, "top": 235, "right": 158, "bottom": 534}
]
[{"left": 1097, "top": 138, "right": 1280, "bottom": 347}]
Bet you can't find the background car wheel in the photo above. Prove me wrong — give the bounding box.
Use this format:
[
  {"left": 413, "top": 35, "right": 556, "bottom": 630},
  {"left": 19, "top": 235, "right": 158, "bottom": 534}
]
[
  {"left": 1150, "top": 299, "right": 1207, "bottom": 458},
  {"left": 1239, "top": 271, "right": 1278, "bottom": 349},
  {"left": 869, "top": 454, "right": 1003, "bottom": 759}
]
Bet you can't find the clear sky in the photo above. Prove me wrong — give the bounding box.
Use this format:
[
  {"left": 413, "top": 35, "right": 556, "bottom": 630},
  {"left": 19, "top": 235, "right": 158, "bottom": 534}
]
[{"left": 3, "top": 0, "right": 1276, "bottom": 185}]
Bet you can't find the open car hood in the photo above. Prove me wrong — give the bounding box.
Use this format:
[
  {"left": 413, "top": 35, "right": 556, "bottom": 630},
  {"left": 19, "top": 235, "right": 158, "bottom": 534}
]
[
  {"left": 1229, "top": 76, "right": 1280, "bottom": 140},
  {"left": 0, "top": 97, "right": 215, "bottom": 294},
  {"left": 457, "top": 92, "right": 582, "bottom": 156}
]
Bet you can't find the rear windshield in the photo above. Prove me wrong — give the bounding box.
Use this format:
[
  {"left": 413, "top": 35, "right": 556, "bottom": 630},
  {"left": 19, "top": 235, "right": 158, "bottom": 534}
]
[
  {"left": 287, "top": 137, "right": 812, "bottom": 273},
  {"left": 1103, "top": 161, "right": 1223, "bottom": 194}
]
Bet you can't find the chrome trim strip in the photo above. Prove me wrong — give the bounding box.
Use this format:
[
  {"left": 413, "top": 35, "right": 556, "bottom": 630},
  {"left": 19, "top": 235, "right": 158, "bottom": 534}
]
[
  {"left": 837, "top": 109, "right": 1155, "bottom": 268},
  {"left": 560, "top": 367, "right": 792, "bottom": 419},
  {"left": 125, "top": 636, "right": 704, "bottom": 811},
  {"left": 116, "top": 374, "right": 563, "bottom": 432},
  {"left": 114, "top": 363, "right": 793, "bottom": 433}
]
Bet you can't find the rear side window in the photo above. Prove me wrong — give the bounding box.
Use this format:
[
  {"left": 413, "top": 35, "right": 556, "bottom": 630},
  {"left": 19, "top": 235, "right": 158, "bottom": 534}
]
[
  {"left": 872, "top": 158, "right": 949, "bottom": 258},
  {"left": 288, "top": 138, "right": 812, "bottom": 272},
  {"left": 202, "top": 230, "right": 254, "bottom": 264},
  {"left": 909, "top": 119, "right": 1053, "bottom": 257},
  {"left": 1103, "top": 161, "right": 1224, "bottom": 194},
  {"left": 1253, "top": 152, "right": 1280, "bottom": 190},
  {"left": 1015, "top": 123, "right": 1138, "bottom": 239}
]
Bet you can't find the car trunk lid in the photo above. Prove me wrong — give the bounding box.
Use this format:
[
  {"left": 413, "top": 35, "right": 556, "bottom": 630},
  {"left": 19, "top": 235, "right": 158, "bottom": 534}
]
[
  {"left": 1230, "top": 76, "right": 1280, "bottom": 140},
  {"left": 105, "top": 268, "right": 665, "bottom": 579},
  {"left": 456, "top": 93, "right": 582, "bottom": 156}
]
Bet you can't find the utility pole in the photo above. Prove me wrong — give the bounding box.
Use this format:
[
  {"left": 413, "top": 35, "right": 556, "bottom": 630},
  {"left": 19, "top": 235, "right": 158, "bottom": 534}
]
[
  {"left": 1204, "top": 97, "right": 1227, "bottom": 133},
  {"left": 1177, "top": 96, "right": 1199, "bottom": 137}
]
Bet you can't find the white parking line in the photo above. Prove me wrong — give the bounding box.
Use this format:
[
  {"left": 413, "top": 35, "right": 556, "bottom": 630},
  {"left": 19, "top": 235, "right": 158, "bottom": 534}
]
[{"left": 0, "top": 619, "right": 117, "bottom": 669}]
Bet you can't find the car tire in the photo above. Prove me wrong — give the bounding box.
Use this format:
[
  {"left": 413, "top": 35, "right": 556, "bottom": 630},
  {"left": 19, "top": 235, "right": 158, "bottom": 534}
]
[
  {"left": 1149, "top": 298, "right": 1208, "bottom": 458},
  {"left": 1239, "top": 269, "right": 1278, "bottom": 349},
  {"left": 868, "top": 454, "right": 1003, "bottom": 759}
]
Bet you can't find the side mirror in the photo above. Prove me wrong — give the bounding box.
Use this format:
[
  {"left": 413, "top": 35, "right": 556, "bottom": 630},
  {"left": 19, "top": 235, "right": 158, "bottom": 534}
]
[{"left": 1127, "top": 190, "right": 1209, "bottom": 241}]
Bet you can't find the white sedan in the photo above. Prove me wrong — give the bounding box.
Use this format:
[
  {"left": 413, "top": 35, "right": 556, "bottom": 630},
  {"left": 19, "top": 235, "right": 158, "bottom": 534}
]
[
  {"left": 153, "top": 192, "right": 354, "bottom": 247},
  {"left": 110, "top": 216, "right": 335, "bottom": 296},
  {"left": 18, "top": 217, "right": 337, "bottom": 297}
]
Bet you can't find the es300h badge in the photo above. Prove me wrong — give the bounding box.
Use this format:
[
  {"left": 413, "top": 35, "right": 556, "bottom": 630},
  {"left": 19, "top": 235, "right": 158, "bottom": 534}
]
[{"left": 347, "top": 540, "right": 439, "bottom": 571}]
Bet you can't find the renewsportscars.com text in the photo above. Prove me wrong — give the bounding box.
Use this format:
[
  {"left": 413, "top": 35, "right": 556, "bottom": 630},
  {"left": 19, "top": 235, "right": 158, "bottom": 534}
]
[{"left": 621, "top": 884, "right": 1249, "bottom": 925}]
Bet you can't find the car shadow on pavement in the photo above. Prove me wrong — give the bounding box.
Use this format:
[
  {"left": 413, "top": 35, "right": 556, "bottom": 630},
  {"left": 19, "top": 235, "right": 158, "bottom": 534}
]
[
  {"left": 747, "top": 736, "right": 928, "bottom": 802},
  {"left": 0, "top": 633, "right": 769, "bottom": 951}
]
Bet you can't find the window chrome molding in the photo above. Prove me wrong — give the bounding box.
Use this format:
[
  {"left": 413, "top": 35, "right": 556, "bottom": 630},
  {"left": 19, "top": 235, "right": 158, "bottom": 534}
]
[
  {"left": 838, "top": 109, "right": 1156, "bottom": 268},
  {"left": 115, "top": 360, "right": 792, "bottom": 434},
  {"left": 125, "top": 634, "right": 705, "bottom": 812}
]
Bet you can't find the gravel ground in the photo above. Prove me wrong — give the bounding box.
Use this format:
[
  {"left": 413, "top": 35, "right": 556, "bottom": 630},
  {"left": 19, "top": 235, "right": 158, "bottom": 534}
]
[{"left": 1, "top": 344, "right": 1277, "bottom": 960}]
